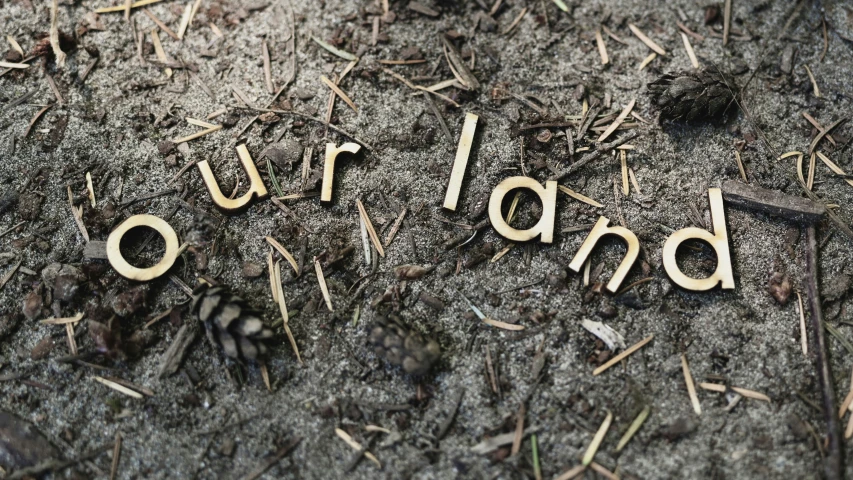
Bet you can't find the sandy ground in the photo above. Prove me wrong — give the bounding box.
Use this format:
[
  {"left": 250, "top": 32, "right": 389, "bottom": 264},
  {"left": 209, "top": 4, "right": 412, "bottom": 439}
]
[{"left": 2, "top": 0, "right": 853, "bottom": 478}]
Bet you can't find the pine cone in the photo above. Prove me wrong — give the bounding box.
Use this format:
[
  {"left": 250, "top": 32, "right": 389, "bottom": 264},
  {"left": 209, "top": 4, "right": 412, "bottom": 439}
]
[
  {"left": 369, "top": 315, "right": 440, "bottom": 376},
  {"left": 193, "top": 285, "right": 274, "bottom": 362},
  {"left": 648, "top": 69, "right": 736, "bottom": 121}
]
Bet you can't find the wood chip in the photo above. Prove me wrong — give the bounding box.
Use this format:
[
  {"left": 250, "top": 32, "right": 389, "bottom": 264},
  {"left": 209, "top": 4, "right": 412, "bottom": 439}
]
[
  {"left": 314, "top": 257, "right": 333, "bottom": 311},
  {"left": 595, "top": 28, "right": 609, "bottom": 65},
  {"left": 681, "top": 354, "right": 702, "bottom": 415},
  {"left": 593, "top": 335, "right": 653, "bottom": 375},
  {"left": 356, "top": 199, "right": 385, "bottom": 257},
  {"left": 816, "top": 151, "right": 853, "bottom": 188},
  {"left": 615, "top": 405, "right": 650, "bottom": 452},
  {"left": 93, "top": 376, "right": 143, "bottom": 399},
  {"left": 265, "top": 236, "right": 299, "bottom": 275},
  {"left": 628, "top": 23, "right": 666, "bottom": 55},
  {"left": 681, "top": 32, "right": 699, "bottom": 68},
  {"left": 721, "top": 179, "right": 825, "bottom": 224},
  {"left": 582, "top": 410, "right": 612, "bottom": 465},
  {"left": 698, "top": 382, "right": 771, "bottom": 402},
  {"left": 482, "top": 317, "right": 525, "bottom": 331},
  {"left": 558, "top": 185, "right": 603, "bottom": 207},
  {"left": 320, "top": 75, "right": 357, "bottom": 112}
]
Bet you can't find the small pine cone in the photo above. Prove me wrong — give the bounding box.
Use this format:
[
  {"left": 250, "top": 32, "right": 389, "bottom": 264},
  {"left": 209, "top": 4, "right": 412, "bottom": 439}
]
[
  {"left": 648, "top": 69, "right": 736, "bottom": 121},
  {"left": 193, "top": 285, "right": 274, "bottom": 362},
  {"left": 369, "top": 315, "right": 440, "bottom": 376}
]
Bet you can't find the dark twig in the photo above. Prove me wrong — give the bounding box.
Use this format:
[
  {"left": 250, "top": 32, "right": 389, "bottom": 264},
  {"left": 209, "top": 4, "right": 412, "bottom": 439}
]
[
  {"left": 549, "top": 131, "right": 640, "bottom": 182},
  {"left": 237, "top": 437, "right": 301, "bottom": 480},
  {"left": 805, "top": 226, "right": 843, "bottom": 480}
]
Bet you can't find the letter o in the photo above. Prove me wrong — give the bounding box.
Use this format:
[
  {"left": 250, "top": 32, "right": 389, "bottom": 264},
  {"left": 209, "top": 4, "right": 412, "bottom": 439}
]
[{"left": 106, "top": 214, "right": 181, "bottom": 281}]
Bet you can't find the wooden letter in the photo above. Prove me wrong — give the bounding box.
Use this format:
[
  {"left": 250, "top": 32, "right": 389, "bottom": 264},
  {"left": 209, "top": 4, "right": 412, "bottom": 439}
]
[
  {"left": 321, "top": 142, "right": 361, "bottom": 202},
  {"left": 197, "top": 144, "right": 268, "bottom": 213},
  {"left": 662, "top": 188, "right": 734, "bottom": 291},
  {"left": 488, "top": 176, "right": 557, "bottom": 243},
  {"left": 107, "top": 214, "right": 181, "bottom": 281},
  {"left": 568, "top": 216, "right": 640, "bottom": 293},
  {"left": 443, "top": 112, "right": 478, "bottom": 211}
]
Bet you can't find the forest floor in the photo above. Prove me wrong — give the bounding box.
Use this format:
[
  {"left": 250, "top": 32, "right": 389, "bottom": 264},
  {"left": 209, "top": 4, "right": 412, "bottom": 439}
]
[{"left": 2, "top": 0, "right": 853, "bottom": 479}]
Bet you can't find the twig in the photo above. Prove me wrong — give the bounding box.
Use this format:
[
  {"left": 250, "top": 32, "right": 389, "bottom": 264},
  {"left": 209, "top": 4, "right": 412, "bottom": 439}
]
[
  {"left": 237, "top": 437, "right": 302, "bottom": 480},
  {"left": 805, "top": 226, "right": 843, "bottom": 480}
]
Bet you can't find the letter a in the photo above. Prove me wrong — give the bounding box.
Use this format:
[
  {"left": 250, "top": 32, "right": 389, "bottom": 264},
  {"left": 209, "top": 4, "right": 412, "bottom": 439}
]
[
  {"left": 568, "top": 216, "right": 639, "bottom": 293},
  {"left": 662, "top": 188, "right": 734, "bottom": 291},
  {"left": 321, "top": 142, "right": 361, "bottom": 202},
  {"left": 488, "top": 177, "right": 557, "bottom": 243},
  {"left": 197, "top": 145, "right": 268, "bottom": 213}
]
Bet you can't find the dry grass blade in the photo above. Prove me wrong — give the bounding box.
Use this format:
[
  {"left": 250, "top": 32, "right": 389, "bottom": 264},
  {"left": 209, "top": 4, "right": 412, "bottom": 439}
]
[
  {"left": 335, "top": 428, "right": 381, "bottom": 468},
  {"left": 698, "top": 383, "right": 771, "bottom": 402},
  {"left": 482, "top": 317, "right": 525, "bottom": 331},
  {"left": 265, "top": 236, "right": 299, "bottom": 275},
  {"left": 681, "top": 354, "right": 702, "bottom": 415},
  {"left": 558, "top": 185, "right": 603, "bottom": 207},
  {"left": 356, "top": 199, "right": 385, "bottom": 257},
  {"left": 595, "top": 28, "right": 609, "bottom": 65},
  {"left": 628, "top": 23, "right": 666, "bottom": 55},
  {"left": 593, "top": 335, "right": 654, "bottom": 375},
  {"left": 616, "top": 405, "right": 650, "bottom": 452},
  {"left": 681, "top": 32, "right": 699, "bottom": 68},
  {"left": 582, "top": 410, "right": 612, "bottom": 465},
  {"left": 816, "top": 152, "right": 853, "bottom": 188},
  {"left": 598, "top": 99, "right": 635, "bottom": 143},
  {"left": 320, "top": 75, "right": 357, "bottom": 112},
  {"left": 93, "top": 376, "right": 143, "bottom": 399},
  {"left": 314, "top": 258, "right": 334, "bottom": 311}
]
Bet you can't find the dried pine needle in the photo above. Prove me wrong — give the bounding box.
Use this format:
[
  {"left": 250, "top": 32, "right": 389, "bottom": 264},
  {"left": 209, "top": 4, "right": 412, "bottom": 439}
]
[
  {"left": 172, "top": 125, "right": 221, "bottom": 143},
  {"left": 804, "top": 65, "right": 821, "bottom": 98},
  {"left": 796, "top": 292, "right": 808, "bottom": 357},
  {"left": 593, "top": 335, "right": 654, "bottom": 376},
  {"left": 491, "top": 243, "right": 515, "bottom": 263},
  {"left": 502, "top": 7, "right": 527, "bottom": 35},
  {"left": 6, "top": 35, "right": 23, "bottom": 56},
  {"left": 620, "top": 150, "right": 629, "bottom": 196},
  {"left": 582, "top": 410, "right": 612, "bottom": 465},
  {"left": 177, "top": 3, "right": 192, "bottom": 39},
  {"left": 778, "top": 151, "right": 803, "bottom": 160},
  {"left": 311, "top": 36, "right": 358, "bottom": 61},
  {"left": 816, "top": 151, "right": 853, "bottom": 188},
  {"left": 681, "top": 32, "right": 699, "bottom": 68},
  {"left": 96, "top": 0, "right": 162, "bottom": 13},
  {"left": 259, "top": 362, "right": 271, "bottom": 391},
  {"left": 616, "top": 405, "right": 650, "bottom": 452},
  {"left": 384, "top": 207, "right": 407, "bottom": 247},
  {"left": 86, "top": 172, "right": 96, "bottom": 207},
  {"left": 150, "top": 29, "right": 172, "bottom": 78},
  {"left": 320, "top": 75, "right": 357, "bottom": 112},
  {"left": 93, "top": 376, "right": 143, "bottom": 399},
  {"left": 335, "top": 428, "right": 381, "bottom": 468},
  {"left": 734, "top": 150, "right": 747, "bottom": 181},
  {"left": 186, "top": 117, "right": 217, "bottom": 128},
  {"left": 356, "top": 199, "right": 385, "bottom": 257},
  {"left": 275, "top": 259, "right": 302, "bottom": 364},
  {"left": 628, "top": 23, "right": 666, "bottom": 55},
  {"left": 482, "top": 317, "right": 525, "bottom": 331},
  {"left": 698, "top": 383, "right": 771, "bottom": 402},
  {"left": 638, "top": 52, "right": 657, "bottom": 71},
  {"left": 551, "top": 0, "right": 569, "bottom": 12},
  {"left": 807, "top": 152, "right": 816, "bottom": 190},
  {"left": 0, "top": 61, "right": 29, "bottom": 69},
  {"left": 41, "top": 312, "right": 85, "bottom": 325},
  {"left": 681, "top": 354, "right": 702, "bottom": 415},
  {"left": 595, "top": 28, "right": 609, "bottom": 65},
  {"left": 267, "top": 249, "right": 278, "bottom": 303},
  {"left": 314, "top": 257, "right": 333, "bottom": 312},
  {"left": 142, "top": 9, "right": 178, "bottom": 40},
  {"left": 796, "top": 153, "right": 806, "bottom": 187},
  {"left": 554, "top": 465, "right": 586, "bottom": 480},
  {"left": 265, "top": 236, "right": 299, "bottom": 275},
  {"left": 588, "top": 462, "right": 619, "bottom": 480},
  {"left": 558, "top": 185, "right": 603, "bottom": 208},
  {"left": 628, "top": 167, "right": 642, "bottom": 194}
]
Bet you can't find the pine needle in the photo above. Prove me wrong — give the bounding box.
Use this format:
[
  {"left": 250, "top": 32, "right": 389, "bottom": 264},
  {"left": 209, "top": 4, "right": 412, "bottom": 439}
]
[
  {"left": 595, "top": 28, "right": 609, "bottom": 65},
  {"left": 593, "top": 335, "right": 654, "bottom": 375},
  {"left": 616, "top": 405, "right": 650, "bottom": 452},
  {"left": 558, "top": 185, "right": 603, "bottom": 207},
  {"left": 314, "top": 258, "right": 333, "bottom": 311},
  {"left": 681, "top": 354, "right": 702, "bottom": 415},
  {"left": 265, "top": 236, "right": 299, "bottom": 275},
  {"left": 356, "top": 199, "right": 385, "bottom": 257},
  {"left": 320, "top": 75, "right": 357, "bottom": 112},
  {"left": 582, "top": 410, "right": 612, "bottom": 465},
  {"left": 628, "top": 23, "right": 666, "bottom": 55},
  {"left": 311, "top": 37, "right": 358, "bottom": 61},
  {"left": 698, "top": 382, "right": 771, "bottom": 402},
  {"left": 93, "top": 376, "right": 143, "bottom": 399}
]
